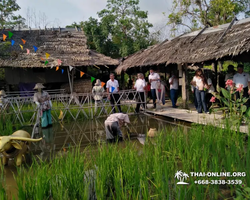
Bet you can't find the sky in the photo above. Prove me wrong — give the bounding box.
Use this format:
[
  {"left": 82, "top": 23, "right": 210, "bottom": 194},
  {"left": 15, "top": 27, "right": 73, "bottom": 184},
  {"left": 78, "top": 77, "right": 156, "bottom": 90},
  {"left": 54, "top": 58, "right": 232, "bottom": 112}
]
[{"left": 16, "top": 0, "right": 172, "bottom": 29}]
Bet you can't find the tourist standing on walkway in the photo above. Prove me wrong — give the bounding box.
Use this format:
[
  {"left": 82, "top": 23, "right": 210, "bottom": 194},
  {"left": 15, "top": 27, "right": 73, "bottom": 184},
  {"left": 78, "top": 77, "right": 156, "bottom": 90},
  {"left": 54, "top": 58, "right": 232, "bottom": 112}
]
[
  {"left": 169, "top": 71, "right": 179, "bottom": 108},
  {"left": 105, "top": 113, "right": 130, "bottom": 142},
  {"left": 33, "top": 83, "right": 52, "bottom": 128},
  {"left": 191, "top": 69, "right": 209, "bottom": 114},
  {"left": 106, "top": 73, "right": 122, "bottom": 113},
  {"left": 92, "top": 79, "right": 105, "bottom": 115},
  {"left": 134, "top": 73, "right": 146, "bottom": 113},
  {"left": 233, "top": 64, "right": 250, "bottom": 108},
  {"left": 148, "top": 68, "right": 160, "bottom": 109}
]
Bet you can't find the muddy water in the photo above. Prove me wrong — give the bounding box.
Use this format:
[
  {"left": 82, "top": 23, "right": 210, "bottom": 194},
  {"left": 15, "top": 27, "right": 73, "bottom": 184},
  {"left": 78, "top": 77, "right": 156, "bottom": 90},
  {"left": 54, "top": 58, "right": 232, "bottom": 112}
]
[{"left": 3, "top": 114, "right": 187, "bottom": 199}]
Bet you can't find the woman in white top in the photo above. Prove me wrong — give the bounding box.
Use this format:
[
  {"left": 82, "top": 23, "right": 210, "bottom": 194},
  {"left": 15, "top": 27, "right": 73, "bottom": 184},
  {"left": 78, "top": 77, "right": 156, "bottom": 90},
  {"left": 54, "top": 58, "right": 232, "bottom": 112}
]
[
  {"left": 191, "top": 69, "right": 209, "bottom": 113},
  {"left": 134, "top": 73, "right": 146, "bottom": 113}
]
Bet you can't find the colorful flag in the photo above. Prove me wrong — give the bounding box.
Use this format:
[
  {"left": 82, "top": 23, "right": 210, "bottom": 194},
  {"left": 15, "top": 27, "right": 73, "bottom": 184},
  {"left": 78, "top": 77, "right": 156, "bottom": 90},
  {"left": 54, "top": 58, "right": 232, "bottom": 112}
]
[
  {"left": 21, "top": 39, "right": 26, "bottom": 44},
  {"left": 58, "top": 59, "right": 62, "bottom": 66},
  {"left": 101, "top": 82, "right": 105, "bottom": 87},
  {"left": 80, "top": 71, "right": 85, "bottom": 77},
  {"left": 111, "top": 86, "right": 115, "bottom": 93},
  {"left": 26, "top": 49, "right": 30, "bottom": 54},
  {"left": 91, "top": 77, "right": 96, "bottom": 83},
  {"left": 33, "top": 46, "right": 38, "bottom": 53},
  {"left": 40, "top": 57, "right": 44, "bottom": 61},
  {"left": 45, "top": 53, "right": 50, "bottom": 59},
  {"left": 3, "top": 34, "right": 7, "bottom": 41},
  {"left": 69, "top": 66, "right": 73, "bottom": 71},
  {"left": 19, "top": 44, "right": 23, "bottom": 50},
  {"left": 11, "top": 40, "right": 15, "bottom": 46},
  {"left": 50, "top": 64, "right": 54, "bottom": 69},
  {"left": 44, "top": 60, "right": 48, "bottom": 65},
  {"left": 61, "top": 69, "right": 64, "bottom": 74},
  {"left": 56, "top": 66, "right": 59, "bottom": 71},
  {"left": 8, "top": 31, "right": 13, "bottom": 39}
]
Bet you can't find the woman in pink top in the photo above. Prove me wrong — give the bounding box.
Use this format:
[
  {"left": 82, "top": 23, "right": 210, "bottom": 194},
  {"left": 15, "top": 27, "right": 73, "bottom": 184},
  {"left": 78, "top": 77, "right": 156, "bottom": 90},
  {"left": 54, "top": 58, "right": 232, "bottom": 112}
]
[{"left": 191, "top": 69, "right": 209, "bottom": 114}]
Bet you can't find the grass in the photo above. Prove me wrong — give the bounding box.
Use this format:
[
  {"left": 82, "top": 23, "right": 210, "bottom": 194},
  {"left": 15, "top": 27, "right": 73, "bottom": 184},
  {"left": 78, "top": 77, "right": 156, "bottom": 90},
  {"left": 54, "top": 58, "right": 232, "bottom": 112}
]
[
  {"left": 0, "top": 114, "right": 21, "bottom": 136},
  {"left": 0, "top": 123, "right": 249, "bottom": 199}
]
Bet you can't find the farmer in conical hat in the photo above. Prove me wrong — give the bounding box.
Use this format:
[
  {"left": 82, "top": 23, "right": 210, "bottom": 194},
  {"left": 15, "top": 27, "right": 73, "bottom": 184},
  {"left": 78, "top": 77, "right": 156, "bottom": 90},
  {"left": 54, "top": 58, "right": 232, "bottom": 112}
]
[
  {"left": 33, "top": 83, "right": 52, "bottom": 128},
  {"left": 92, "top": 79, "right": 105, "bottom": 115},
  {"left": 0, "top": 90, "right": 8, "bottom": 108}
]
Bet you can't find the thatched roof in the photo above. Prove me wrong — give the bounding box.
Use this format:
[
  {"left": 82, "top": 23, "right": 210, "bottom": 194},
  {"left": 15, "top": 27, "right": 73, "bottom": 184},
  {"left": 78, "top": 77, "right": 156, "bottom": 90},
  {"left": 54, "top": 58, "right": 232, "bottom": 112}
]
[
  {"left": 0, "top": 28, "right": 119, "bottom": 68},
  {"left": 116, "top": 17, "right": 250, "bottom": 74}
]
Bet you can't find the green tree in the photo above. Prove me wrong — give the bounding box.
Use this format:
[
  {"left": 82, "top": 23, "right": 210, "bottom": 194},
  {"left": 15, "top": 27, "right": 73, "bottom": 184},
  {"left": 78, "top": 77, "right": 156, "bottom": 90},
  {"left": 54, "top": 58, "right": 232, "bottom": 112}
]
[
  {"left": 67, "top": 0, "right": 155, "bottom": 58},
  {"left": 168, "top": 0, "right": 249, "bottom": 36},
  {"left": 0, "top": 0, "right": 25, "bottom": 29}
]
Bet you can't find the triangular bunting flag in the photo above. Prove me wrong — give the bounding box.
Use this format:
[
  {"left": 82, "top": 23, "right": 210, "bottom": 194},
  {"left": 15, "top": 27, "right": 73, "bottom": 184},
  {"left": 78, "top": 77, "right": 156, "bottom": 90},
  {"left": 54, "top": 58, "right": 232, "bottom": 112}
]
[
  {"left": 50, "top": 64, "right": 54, "bottom": 69},
  {"left": 91, "top": 77, "right": 96, "bottom": 83},
  {"left": 21, "top": 39, "right": 26, "bottom": 44},
  {"left": 45, "top": 53, "right": 50, "bottom": 59},
  {"left": 44, "top": 60, "right": 48, "bottom": 65},
  {"left": 19, "top": 44, "right": 23, "bottom": 50},
  {"left": 11, "top": 40, "right": 15, "bottom": 46},
  {"left": 101, "top": 82, "right": 105, "bottom": 87},
  {"left": 69, "top": 66, "right": 73, "bottom": 71},
  {"left": 58, "top": 59, "right": 62, "bottom": 66},
  {"left": 80, "top": 71, "right": 85, "bottom": 78},
  {"left": 33, "top": 46, "right": 38, "bottom": 53},
  {"left": 61, "top": 69, "right": 64, "bottom": 74},
  {"left": 8, "top": 31, "right": 13, "bottom": 39},
  {"left": 3, "top": 34, "right": 7, "bottom": 41},
  {"left": 111, "top": 86, "right": 115, "bottom": 93},
  {"left": 26, "top": 49, "right": 30, "bottom": 54},
  {"left": 40, "top": 57, "right": 44, "bottom": 61},
  {"left": 56, "top": 66, "right": 59, "bottom": 71}
]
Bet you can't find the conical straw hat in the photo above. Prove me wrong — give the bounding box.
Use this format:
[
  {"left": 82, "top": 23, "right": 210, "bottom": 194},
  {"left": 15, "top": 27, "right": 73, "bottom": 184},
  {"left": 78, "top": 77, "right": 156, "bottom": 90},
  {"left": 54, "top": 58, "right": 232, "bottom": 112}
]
[
  {"left": 0, "top": 90, "right": 6, "bottom": 97},
  {"left": 33, "top": 83, "right": 45, "bottom": 90}
]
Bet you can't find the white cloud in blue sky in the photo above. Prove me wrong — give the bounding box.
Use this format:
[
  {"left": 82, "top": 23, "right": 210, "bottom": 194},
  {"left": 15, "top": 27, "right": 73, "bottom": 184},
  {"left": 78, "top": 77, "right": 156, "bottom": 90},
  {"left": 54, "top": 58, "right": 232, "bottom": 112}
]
[{"left": 16, "top": 0, "right": 172, "bottom": 28}]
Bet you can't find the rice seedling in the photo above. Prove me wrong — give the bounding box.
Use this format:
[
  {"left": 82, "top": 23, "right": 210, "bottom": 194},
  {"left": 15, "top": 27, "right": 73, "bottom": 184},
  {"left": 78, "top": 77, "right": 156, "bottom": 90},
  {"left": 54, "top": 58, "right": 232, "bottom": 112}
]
[{"left": 0, "top": 123, "right": 249, "bottom": 199}]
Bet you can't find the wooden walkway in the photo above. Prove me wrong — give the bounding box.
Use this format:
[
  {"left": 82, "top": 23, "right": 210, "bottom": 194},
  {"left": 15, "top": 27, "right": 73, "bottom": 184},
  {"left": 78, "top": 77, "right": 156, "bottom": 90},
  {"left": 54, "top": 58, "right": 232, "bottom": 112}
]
[{"left": 146, "top": 106, "right": 249, "bottom": 134}]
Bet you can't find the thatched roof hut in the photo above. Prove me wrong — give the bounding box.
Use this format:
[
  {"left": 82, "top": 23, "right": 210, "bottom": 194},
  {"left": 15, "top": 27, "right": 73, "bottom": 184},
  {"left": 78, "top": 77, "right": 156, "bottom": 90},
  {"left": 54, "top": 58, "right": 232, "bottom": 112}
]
[
  {"left": 0, "top": 27, "right": 119, "bottom": 68},
  {"left": 116, "top": 17, "right": 250, "bottom": 74},
  {"left": 0, "top": 28, "right": 119, "bottom": 92}
]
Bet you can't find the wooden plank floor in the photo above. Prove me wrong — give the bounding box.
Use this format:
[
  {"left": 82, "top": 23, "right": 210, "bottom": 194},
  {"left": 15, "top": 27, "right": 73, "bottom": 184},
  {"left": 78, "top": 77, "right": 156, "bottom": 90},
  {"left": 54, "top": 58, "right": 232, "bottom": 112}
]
[{"left": 145, "top": 105, "right": 249, "bottom": 134}]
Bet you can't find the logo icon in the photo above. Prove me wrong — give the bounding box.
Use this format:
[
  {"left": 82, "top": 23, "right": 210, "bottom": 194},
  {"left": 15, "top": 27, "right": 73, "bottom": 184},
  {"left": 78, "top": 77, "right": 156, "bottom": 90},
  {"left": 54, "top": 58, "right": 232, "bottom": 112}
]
[{"left": 175, "top": 170, "right": 189, "bottom": 185}]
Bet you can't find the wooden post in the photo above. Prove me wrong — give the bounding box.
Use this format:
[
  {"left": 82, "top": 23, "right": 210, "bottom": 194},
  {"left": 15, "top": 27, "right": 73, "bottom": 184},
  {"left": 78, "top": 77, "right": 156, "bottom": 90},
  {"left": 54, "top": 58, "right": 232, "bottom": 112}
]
[
  {"left": 71, "top": 68, "right": 75, "bottom": 93},
  {"left": 218, "top": 61, "right": 223, "bottom": 91},
  {"left": 212, "top": 61, "right": 218, "bottom": 91},
  {"left": 182, "top": 64, "right": 187, "bottom": 108},
  {"left": 121, "top": 71, "right": 124, "bottom": 90},
  {"left": 67, "top": 68, "right": 73, "bottom": 94}
]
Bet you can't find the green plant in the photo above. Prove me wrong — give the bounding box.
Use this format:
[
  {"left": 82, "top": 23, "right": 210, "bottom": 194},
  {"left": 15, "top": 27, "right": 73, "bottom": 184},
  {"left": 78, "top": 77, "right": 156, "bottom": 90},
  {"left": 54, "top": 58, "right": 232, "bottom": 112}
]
[
  {"left": 235, "top": 186, "right": 250, "bottom": 200},
  {"left": 211, "top": 83, "right": 250, "bottom": 125}
]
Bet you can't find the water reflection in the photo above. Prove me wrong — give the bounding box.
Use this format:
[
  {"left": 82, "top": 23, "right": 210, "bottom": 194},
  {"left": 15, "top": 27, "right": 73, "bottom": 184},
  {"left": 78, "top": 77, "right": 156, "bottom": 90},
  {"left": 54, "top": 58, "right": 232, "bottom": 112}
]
[{"left": 30, "top": 114, "right": 180, "bottom": 157}]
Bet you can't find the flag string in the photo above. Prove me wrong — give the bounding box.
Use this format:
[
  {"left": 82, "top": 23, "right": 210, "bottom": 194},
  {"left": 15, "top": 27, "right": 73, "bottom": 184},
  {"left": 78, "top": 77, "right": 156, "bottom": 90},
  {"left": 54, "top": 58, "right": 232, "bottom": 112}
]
[{"left": 2, "top": 32, "right": 107, "bottom": 87}]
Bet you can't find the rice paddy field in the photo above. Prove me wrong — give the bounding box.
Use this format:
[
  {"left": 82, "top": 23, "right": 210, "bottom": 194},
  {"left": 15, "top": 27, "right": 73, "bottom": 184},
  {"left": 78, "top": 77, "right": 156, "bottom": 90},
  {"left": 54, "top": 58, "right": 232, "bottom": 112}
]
[{"left": 0, "top": 115, "right": 250, "bottom": 199}]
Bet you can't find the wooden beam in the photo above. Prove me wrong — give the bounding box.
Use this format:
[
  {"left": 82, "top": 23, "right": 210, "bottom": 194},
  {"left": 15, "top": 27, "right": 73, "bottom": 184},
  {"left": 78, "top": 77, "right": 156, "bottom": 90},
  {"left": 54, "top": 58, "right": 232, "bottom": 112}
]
[{"left": 190, "top": 25, "right": 208, "bottom": 43}]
